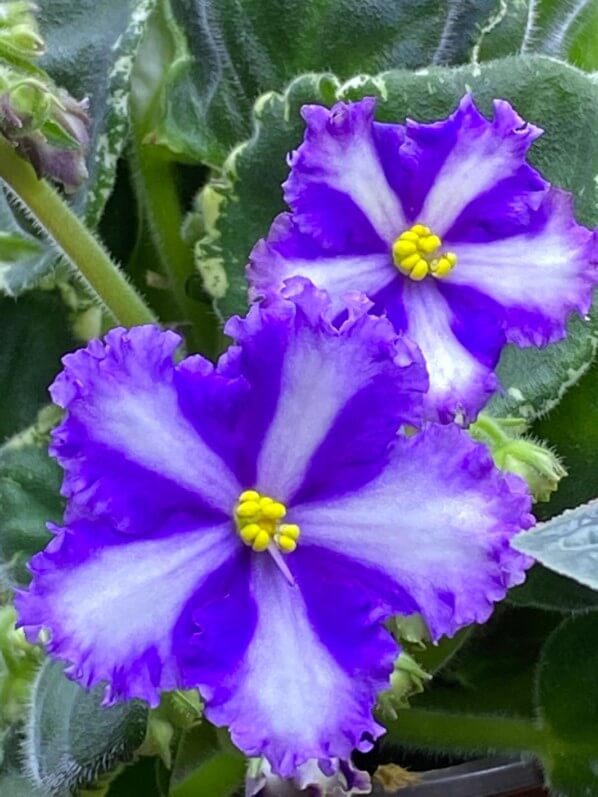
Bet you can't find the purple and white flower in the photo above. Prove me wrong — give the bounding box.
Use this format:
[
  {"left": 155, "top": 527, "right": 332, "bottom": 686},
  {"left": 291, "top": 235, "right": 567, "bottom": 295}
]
[
  {"left": 249, "top": 96, "right": 598, "bottom": 421},
  {"left": 246, "top": 756, "right": 371, "bottom": 797},
  {"left": 16, "top": 281, "right": 533, "bottom": 775}
]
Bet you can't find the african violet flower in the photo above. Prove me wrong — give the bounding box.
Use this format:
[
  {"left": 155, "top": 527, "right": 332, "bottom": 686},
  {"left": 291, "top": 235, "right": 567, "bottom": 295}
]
[
  {"left": 249, "top": 96, "right": 598, "bottom": 421},
  {"left": 17, "top": 281, "right": 533, "bottom": 774}
]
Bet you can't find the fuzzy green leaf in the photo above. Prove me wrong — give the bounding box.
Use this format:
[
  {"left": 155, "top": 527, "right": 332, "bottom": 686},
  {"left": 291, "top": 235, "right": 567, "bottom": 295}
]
[
  {"left": 155, "top": 0, "right": 500, "bottom": 166},
  {"left": 479, "top": 0, "right": 598, "bottom": 71},
  {"left": 536, "top": 612, "right": 598, "bottom": 796},
  {"left": 38, "top": 0, "right": 157, "bottom": 225},
  {"left": 0, "top": 419, "right": 62, "bottom": 586},
  {"left": 24, "top": 659, "right": 149, "bottom": 797},
  {"left": 0, "top": 291, "right": 74, "bottom": 439},
  {"left": 0, "top": 193, "right": 49, "bottom": 297}
]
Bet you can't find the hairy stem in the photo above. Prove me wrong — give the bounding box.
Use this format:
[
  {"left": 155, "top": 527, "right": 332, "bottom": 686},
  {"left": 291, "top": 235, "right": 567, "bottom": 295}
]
[
  {"left": 0, "top": 138, "right": 156, "bottom": 327},
  {"left": 131, "top": 142, "right": 217, "bottom": 354},
  {"left": 388, "top": 708, "right": 549, "bottom": 757}
]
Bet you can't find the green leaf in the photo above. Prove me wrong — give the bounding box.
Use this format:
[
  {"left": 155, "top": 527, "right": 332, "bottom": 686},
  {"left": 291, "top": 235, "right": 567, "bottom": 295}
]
[
  {"left": 0, "top": 773, "right": 45, "bottom": 796},
  {"left": 107, "top": 757, "right": 168, "bottom": 797},
  {"left": 485, "top": 313, "right": 598, "bottom": 420},
  {"left": 0, "top": 291, "right": 74, "bottom": 439},
  {"left": 0, "top": 192, "right": 50, "bottom": 297},
  {"left": 169, "top": 724, "right": 245, "bottom": 797},
  {"left": 479, "top": 0, "right": 598, "bottom": 72},
  {"left": 196, "top": 56, "right": 598, "bottom": 420},
  {"left": 413, "top": 607, "right": 560, "bottom": 718},
  {"left": 24, "top": 659, "right": 149, "bottom": 797},
  {"left": 536, "top": 612, "right": 598, "bottom": 796},
  {"left": 509, "top": 565, "right": 598, "bottom": 613},
  {"left": 0, "top": 408, "right": 63, "bottom": 586},
  {"left": 533, "top": 358, "right": 598, "bottom": 519},
  {"left": 155, "top": 0, "right": 500, "bottom": 166},
  {"left": 38, "top": 0, "right": 157, "bottom": 225},
  {"left": 513, "top": 501, "right": 598, "bottom": 592},
  {"left": 0, "top": 727, "right": 46, "bottom": 797},
  {"left": 509, "top": 353, "right": 598, "bottom": 607}
]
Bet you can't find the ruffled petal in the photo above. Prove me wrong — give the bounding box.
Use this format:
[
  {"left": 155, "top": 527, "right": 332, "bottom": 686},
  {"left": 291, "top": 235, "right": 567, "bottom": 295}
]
[
  {"left": 205, "top": 549, "right": 396, "bottom": 776},
  {"left": 292, "top": 424, "right": 534, "bottom": 640},
  {"left": 227, "top": 280, "right": 427, "bottom": 503},
  {"left": 284, "top": 97, "right": 407, "bottom": 248},
  {"left": 247, "top": 756, "right": 371, "bottom": 797},
  {"left": 401, "top": 279, "right": 501, "bottom": 422},
  {"left": 16, "top": 517, "right": 243, "bottom": 706},
  {"left": 248, "top": 213, "right": 395, "bottom": 314},
  {"left": 445, "top": 190, "right": 598, "bottom": 346},
  {"left": 400, "top": 95, "right": 544, "bottom": 237},
  {"left": 50, "top": 326, "right": 242, "bottom": 529}
]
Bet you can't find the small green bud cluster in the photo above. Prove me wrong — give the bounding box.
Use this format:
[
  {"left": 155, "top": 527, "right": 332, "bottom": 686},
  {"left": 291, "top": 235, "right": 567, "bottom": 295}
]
[
  {"left": 0, "top": 604, "right": 42, "bottom": 727},
  {"left": 0, "top": 2, "right": 44, "bottom": 63},
  {"left": 470, "top": 415, "right": 566, "bottom": 503},
  {"left": 377, "top": 651, "right": 431, "bottom": 720},
  {"left": 0, "top": 1, "right": 89, "bottom": 190}
]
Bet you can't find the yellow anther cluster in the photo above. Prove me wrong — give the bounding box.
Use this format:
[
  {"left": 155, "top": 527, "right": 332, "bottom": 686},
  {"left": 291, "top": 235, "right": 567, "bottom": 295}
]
[
  {"left": 392, "top": 224, "right": 457, "bottom": 281},
  {"left": 234, "top": 490, "right": 300, "bottom": 554}
]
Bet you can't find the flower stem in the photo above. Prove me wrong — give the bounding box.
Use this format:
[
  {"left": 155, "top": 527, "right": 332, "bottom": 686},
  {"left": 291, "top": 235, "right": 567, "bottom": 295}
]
[
  {"left": 131, "top": 142, "right": 217, "bottom": 354},
  {"left": 388, "top": 708, "right": 549, "bottom": 757},
  {"left": 0, "top": 137, "right": 157, "bottom": 327}
]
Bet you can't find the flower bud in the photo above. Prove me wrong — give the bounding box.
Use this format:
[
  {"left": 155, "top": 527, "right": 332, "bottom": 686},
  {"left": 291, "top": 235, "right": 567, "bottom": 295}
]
[
  {"left": 0, "top": 2, "right": 44, "bottom": 62},
  {"left": 495, "top": 440, "right": 566, "bottom": 503},
  {"left": 0, "top": 604, "right": 43, "bottom": 726},
  {"left": 470, "top": 415, "right": 566, "bottom": 502},
  {"left": 389, "top": 613, "right": 430, "bottom": 647},
  {"left": 0, "top": 78, "right": 90, "bottom": 191},
  {"left": 377, "top": 652, "right": 431, "bottom": 720},
  {"left": 0, "top": 1, "right": 90, "bottom": 191}
]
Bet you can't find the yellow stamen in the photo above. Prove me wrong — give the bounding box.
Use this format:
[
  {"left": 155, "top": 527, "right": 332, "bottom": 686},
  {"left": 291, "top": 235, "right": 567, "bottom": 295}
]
[
  {"left": 392, "top": 224, "right": 457, "bottom": 281},
  {"left": 239, "top": 489, "right": 260, "bottom": 502},
  {"left": 279, "top": 523, "right": 300, "bottom": 541},
  {"left": 276, "top": 536, "right": 297, "bottom": 553},
  {"left": 234, "top": 490, "right": 300, "bottom": 554}
]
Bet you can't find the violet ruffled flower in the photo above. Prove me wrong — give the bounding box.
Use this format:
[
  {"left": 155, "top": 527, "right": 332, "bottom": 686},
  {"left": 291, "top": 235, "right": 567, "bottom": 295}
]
[
  {"left": 249, "top": 96, "right": 598, "bottom": 421},
  {"left": 16, "top": 281, "right": 533, "bottom": 774}
]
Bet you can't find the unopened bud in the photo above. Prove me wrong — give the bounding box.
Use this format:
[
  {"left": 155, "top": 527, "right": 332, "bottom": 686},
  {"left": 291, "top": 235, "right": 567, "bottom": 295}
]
[
  {"left": 0, "top": 604, "right": 43, "bottom": 726},
  {"left": 496, "top": 441, "right": 566, "bottom": 503},
  {"left": 377, "top": 652, "right": 431, "bottom": 720},
  {"left": 389, "top": 613, "right": 430, "bottom": 647},
  {"left": 0, "top": 2, "right": 44, "bottom": 62},
  {"left": 0, "top": 1, "right": 90, "bottom": 190},
  {"left": 470, "top": 414, "right": 566, "bottom": 502},
  {"left": 0, "top": 80, "right": 90, "bottom": 190}
]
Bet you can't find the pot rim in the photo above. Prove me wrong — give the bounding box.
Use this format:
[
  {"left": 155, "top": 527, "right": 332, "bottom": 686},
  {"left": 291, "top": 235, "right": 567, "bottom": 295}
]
[{"left": 372, "top": 756, "right": 544, "bottom": 797}]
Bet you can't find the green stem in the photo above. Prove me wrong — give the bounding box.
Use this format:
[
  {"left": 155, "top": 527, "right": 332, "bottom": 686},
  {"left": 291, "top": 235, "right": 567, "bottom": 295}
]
[
  {"left": 388, "top": 708, "right": 548, "bottom": 757},
  {"left": 0, "top": 138, "right": 156, "bottom": 327},
  {"left": 470, "top": 413, "right": 509, "bottom": 449},
  {"left": 131, "top": 143, "right": 215, "bottom": 354}
]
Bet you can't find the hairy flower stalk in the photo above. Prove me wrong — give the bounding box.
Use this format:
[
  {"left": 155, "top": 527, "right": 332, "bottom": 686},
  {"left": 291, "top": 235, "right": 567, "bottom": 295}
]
[
  {"left": 249, "top": 95, "right": 598, "bottom": 421},
  {"left": 17, "top": 281, "right": 534, "bottom": 775}
]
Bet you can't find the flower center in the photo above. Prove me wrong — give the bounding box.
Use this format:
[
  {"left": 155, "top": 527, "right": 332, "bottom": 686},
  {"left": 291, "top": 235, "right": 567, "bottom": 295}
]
[
  {"left": 234, "top": 490, "right": 300, "bottom": 554},
  {"left": 392, "top": 224, "right": 457, "bottom": 281}
]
